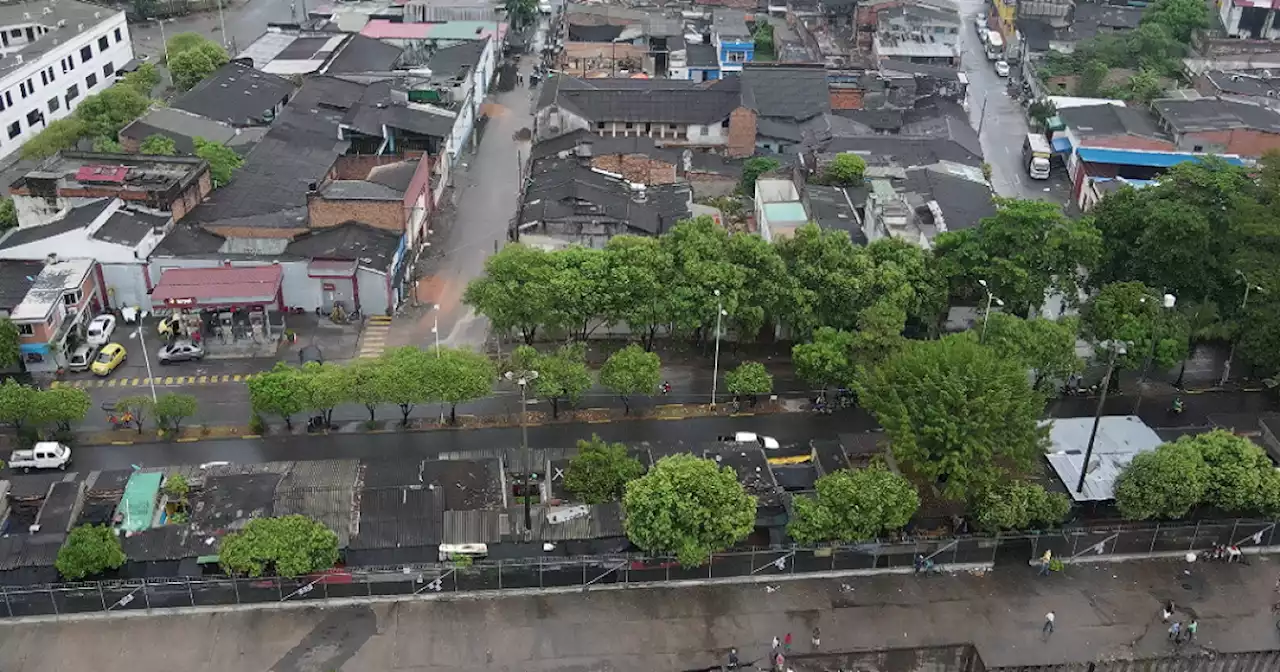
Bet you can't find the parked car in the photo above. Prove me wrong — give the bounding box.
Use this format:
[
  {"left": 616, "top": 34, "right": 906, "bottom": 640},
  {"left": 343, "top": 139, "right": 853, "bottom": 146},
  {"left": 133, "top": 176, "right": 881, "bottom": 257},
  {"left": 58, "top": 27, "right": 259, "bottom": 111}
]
[
  {"left": 158, "top": 339, "right": 205, "bottom": 364},
  {"left": 717, "top": 431, "right": 781, "bottom": 450},
  {"left": 67, "top": 343, "right": 99, "bottom": 372},
  {"left": 994, "top": 60, "right": 1010, "bottom": 77},
  {"left": 91, "top": 343, "right": 127, "bottom": 376},
  {"left": 10, "top": 442, "right": 72, "bottom": 472},
  {"left": 86, "top": 314, "right": 116, "bottom": 346}
]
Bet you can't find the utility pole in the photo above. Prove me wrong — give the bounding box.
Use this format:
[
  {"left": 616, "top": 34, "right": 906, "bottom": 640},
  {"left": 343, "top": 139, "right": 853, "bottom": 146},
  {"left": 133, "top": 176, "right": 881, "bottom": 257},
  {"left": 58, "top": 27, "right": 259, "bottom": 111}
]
[
  {"left": 1133, "top": 292, "right": 1176, "bottom": 415},
  {"left": 710, "top": 289, "right": 725, "bottom": 407},
  {"left": 1221, "top": 270, "right": 1263, "bottom": 387},
  {"left": 976, "top": 92, "right": 990, "bottom": 136},
  {"left": 1077, "top": 341, "right": 1126, "bottom": 495},
  {"left": 505, "top": 369, "right": 539, "bottom": 532}
]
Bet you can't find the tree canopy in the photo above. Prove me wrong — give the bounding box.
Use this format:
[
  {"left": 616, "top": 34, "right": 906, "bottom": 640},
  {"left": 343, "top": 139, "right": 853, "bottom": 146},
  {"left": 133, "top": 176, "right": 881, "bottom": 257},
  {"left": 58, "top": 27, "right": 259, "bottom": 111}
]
[
  {"left": 139, "top": 134, "right": 178, "bottom": 155},
  {"left": 194, "top": 137, "right": 244, "bottom": 185},
  {"left": 981, "top": 313, "right": 1082, "bottom": 392},
  {"left": 167, "top": 35, "right": 229, "bottom": 90},
  {"left": 788, "top": 467, "right": 919, "bottom": 544},
  {"left": 971, "top": 482, "right": 1070, "bottom": 533},
  {"left": 219, "top": 515, "right": 339, "bottom": 578},
  {"left": 599, "top": 344, "right": 660, "bottom": 414},
  {"left": 1113, "top": 438, "right": 1209, "bottom": 520},
  {"left": 1081, "top": 281, "right": 1188, "bottom": 371},
  {"left": 564, "top": 434, "right": 645, "bottom": 504},
  {"left": 56, "top": 525, "right": 125, "bottom": 580},
  {"left": 623, "top": 454, "right": 756, "bottom": 566},
  {"left": 513, "top": 344, "right": 592, "bottom": 419}
]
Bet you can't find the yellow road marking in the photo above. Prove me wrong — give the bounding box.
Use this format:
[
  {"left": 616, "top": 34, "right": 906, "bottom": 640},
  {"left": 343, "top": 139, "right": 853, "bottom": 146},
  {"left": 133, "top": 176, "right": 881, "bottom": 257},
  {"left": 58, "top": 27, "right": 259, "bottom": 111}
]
[
  {"left": 107, "top": 379, "right": 118, "bottom": 387},
  {"left": 232, "top": 375, "right": 242, "bottom": 382},
  {"left": 198, "top": 376, "right": 207, "bottom": 384},
  {"left": 163, "top": 377, "right": 174, "bottom": 385}
]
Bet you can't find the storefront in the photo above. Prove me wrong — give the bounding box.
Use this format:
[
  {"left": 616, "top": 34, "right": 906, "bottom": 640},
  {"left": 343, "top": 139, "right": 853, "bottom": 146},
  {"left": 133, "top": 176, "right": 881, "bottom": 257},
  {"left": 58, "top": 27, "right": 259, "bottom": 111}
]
[{"left": 149, "top": 266, "right": 285, "bottom": 355}]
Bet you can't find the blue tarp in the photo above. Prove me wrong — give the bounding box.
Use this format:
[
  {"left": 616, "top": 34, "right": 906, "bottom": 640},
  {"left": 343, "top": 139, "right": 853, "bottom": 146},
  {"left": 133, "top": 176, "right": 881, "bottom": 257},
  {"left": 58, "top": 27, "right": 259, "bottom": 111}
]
[
  {"left": 1077, "top": 147, "right": 1248, "bottom": 168},
  {"left": 1051, "top": 136, "right": 1072, "bottom": 153}
]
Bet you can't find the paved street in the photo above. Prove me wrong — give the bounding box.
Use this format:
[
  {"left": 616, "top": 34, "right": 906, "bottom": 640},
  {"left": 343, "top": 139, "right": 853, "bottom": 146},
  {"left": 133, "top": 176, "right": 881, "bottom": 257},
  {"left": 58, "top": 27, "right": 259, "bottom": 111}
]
[
  {"left": 38, "top": 389, "right": 1274, "bottom": 471},
  {"left": 1, "top": 558, "right": 1275, "bottom": 671},
  {"left": 129, "top": 0, "right": 296, "bottom": 61}
]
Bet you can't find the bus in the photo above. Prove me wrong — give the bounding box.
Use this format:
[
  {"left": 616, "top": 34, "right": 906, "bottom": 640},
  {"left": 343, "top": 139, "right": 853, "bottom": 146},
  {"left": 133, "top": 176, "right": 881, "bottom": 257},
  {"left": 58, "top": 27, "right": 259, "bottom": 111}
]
[
  {"left": 1023, "top": 133, "right": 1052, "bottom": 180},
  {"left": 985, "top": 31, "right": 1004, "bottom": 60}
]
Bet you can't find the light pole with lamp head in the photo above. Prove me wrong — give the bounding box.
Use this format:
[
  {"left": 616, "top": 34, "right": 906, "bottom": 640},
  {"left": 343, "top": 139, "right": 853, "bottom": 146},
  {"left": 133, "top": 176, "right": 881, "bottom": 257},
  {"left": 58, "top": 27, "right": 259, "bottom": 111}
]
[
  {"left": 504, "top": 368, "right": 538, "bottom": 531},
  {"left": 127, "top": 315, "right": 158, "bottom": 403},
  {"left": 1220, "top": 270, "right": 1263, "bottom": 387},
  {"left": 430, "top": 304, "right": 440, "bottom": 358},
  {"left": 1133, "top": 291, "right": 1176, "bottom": 415},
  {"left": 1077, "top": 339, "right": 1128, "bottom": 495},
  {"left": 710, "top": 289, "right": 727, "bottom": 407},
  {"left": 977, "top": 279, "right": 1004, "bottom": 343}
]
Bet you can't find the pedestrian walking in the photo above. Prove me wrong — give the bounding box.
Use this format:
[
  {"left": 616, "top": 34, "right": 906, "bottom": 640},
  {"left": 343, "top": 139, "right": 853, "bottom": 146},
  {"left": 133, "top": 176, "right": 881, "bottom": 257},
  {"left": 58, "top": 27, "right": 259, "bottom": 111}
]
[
  {"left": 727, "top": 647, "right": 739, "bottom": 669},
  {"left": 1186, "top": 619, "right": 1198, "bottom": 642},
  {"left": 1168, "top": 621, "right": 1181, "bottom": 641},
  {"left": 811, "top": 627, "right": 821, "bottom": 650},
  {"left": 1042, "top": 611, "right": 1055, "bottom": 635},
  {"left": 1038, "top": 549, "right": 1053, "bottom": 576},
  {"left": 784, "top": 632, "right": 792, "bottom": 653},
  {"left": 1162, "top": 600, "right": 1175, "bottom": 622},
  {"left": 772, "top": 635, "right": 780, "bottom": 652}
]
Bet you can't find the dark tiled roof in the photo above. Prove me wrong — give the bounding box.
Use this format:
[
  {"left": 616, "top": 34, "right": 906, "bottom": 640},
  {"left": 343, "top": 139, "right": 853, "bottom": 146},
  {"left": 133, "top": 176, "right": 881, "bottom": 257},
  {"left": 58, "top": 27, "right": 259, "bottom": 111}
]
[
  {"left": 366, "top": 160, "right": 420, "bottom": 192},
  {"left": 426, "top": 40, "right": 487, "bottom": 79},
  {"left": 153, "top": 225, "right": 227, "bottom": 256},
  {"left": 686, "top": 42, "right": 719, "bottom": 68},
  {"left": 325, "top": 34, "right": 403, "bottom": 74},
  {"left": 1202, "top": 70, "right": 1280, "bottom": 98},
  {"left": 834, "top": 108, "right": 905, "bottom": 131},
  {"left": 741, "top": 64, "right": 831, "bottom": 121},
  {"left": 568, "top": 24, "right": 626, "bottom": 42},
  {"left": 1152, "top": 97, "right": 1280, "bottom": 134},
  {"left": 900, "top": 164, "right": 996, "bottom": 232},
  {"left": 349, "top": 486, "right": 442, "bottom": 550},
  {"left": 806, "top": 184, "right": 864, "bottom": 244},
  {"left": 343, "top": 81, "right": 454, "bottom": 139},
  {"left": 524, "top": 157, "right": 691, "bottom": 235},
  {"left": 537, "top": 76, "right": 742, "bottom": 124},
  {"left": 879, "top": 59, "right": 964, "bottom": 81},
  {"left": 284, "top": 221, "right": 402, "bottom": 271},
  {"left": 0, "top": 199, "right": 112, "bottom": 250},
  {"left": 1058, "top": 104, "right": 1166, "bottom": 139},
  {"left": 92, "top": 210, "right": 169, "bottom": 246},
  {"left": 825, "top": 136, "right": 983, "bottom": 167},
  {"left": 530, "top": 129, "right": 681, "bottom": 163},
  {"left": 171, "top": 61, "right": 297, "bottom": 127}
]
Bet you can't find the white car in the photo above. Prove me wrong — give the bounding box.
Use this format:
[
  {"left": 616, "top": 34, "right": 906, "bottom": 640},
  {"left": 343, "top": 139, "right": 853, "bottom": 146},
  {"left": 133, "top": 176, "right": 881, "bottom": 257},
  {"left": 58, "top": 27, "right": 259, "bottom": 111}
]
[
  {"left": 10, "top": 442, "right": 72, "bottom": 472},
  {"left": 994, "top": 60, "right": 1010, "bottom": 77},
  {"left": 719, "top": 431, "right": 781, "bottom": 450},
  {"left": 85, "top": 314, "right": 116, "bottom": 346}
]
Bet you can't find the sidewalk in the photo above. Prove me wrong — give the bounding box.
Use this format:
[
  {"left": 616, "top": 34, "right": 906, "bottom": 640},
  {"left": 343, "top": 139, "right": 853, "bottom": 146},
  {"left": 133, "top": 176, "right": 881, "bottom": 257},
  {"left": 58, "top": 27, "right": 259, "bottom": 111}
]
[{"left": 0, "top": 558, "right": 1273, "bottom": 671}]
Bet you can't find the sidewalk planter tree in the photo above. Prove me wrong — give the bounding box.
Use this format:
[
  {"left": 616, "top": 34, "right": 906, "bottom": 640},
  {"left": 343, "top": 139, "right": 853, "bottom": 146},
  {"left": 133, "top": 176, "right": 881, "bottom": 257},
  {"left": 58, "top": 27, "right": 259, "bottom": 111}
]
[
  {"left": 564, "top": 434, "right": 645, "bottom": 504},
  {"left": 1193, "top": 430, "right": 1275, "bottom": 513},
  {"left": 623, "top": 454, "right": 756, "bottom": 567},
  {"left": 379, "top": 347, "right": 436, "bottom": 425},
  {"left": 856, "top": 334, "right": 1048, "bottom": 500},
  {"left": 980, "top": 314, "right": 1083, "bottom": 393},
  {"left": 793, "top": 330, "right": 854, "bottom": 395},
  {"left": 1113, "top": 439, "right": 1208, "bottom": 520},
  {"left": 247, "top": 362, "right": 305, "bottom": 430},
  {"left": 599, "top": 344, "right": 660, "bottom": 415},
  {"left": 300, "top": 362, "right": 355, "bottom": 429},
  {"left": 603, "top": 236, "right": 675, "bottom": 352},
  {"left": 56, "top": 525, "right": 126, "bottom": 580},
  {"left": 430, "top": 347, "right": 496, "bottom": 425},
  {"left": 463, "top": 244, "right": 557, "bottom": 345},
  {"left": 350, "top": 358, "right": 395, "bottom": 423},
  {"left": 0, "top": 318, "right": 18, "bottom": 368},
  {"left": 115, "top": 395, "right": 156, "bottom": 435},
  {"left": 0, "top": 378, "right": 34, "bottom": 428},
  {"left": 788, "top": 467, "right": 919, "bottom": 544},
  {"left": 971, "top": 481, "right": 1070, "bottom": 533},
  {"left": 218, "top": 515, "right": 339, "bottom": 578},
  {"left": 154, "top": 392, "right": 198, "bottom": 432},
  {"left": 514, "top": 343, "right": 592, "bottom": 419},
  {"left": 724, "top": 361, "right": 773, "bottom": 407}
]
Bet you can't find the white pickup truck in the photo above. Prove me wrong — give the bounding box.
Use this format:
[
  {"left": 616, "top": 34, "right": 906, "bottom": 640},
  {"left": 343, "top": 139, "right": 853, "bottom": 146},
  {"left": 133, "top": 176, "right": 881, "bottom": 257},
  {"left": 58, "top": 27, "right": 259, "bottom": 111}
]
[
  {"left": 10, "top": 442, "right": 72, "bottom": 472},
  {"left": 718, "top": 432, "right": 781, "bottom": 450}
]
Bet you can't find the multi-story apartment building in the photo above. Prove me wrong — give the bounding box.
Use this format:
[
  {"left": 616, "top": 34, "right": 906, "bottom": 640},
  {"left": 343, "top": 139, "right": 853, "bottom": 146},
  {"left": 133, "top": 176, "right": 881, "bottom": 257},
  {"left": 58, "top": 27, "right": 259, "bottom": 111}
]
[{"left": 0, "top": 0, "right": 133, "bottom": 162}]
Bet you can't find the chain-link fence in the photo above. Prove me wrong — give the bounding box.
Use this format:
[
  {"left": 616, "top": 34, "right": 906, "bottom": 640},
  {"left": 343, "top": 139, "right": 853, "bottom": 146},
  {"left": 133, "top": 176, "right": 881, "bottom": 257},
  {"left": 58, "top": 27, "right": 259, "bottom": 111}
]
[{"left": 1, "top": 520, "right": 1274, "bottom": 619}]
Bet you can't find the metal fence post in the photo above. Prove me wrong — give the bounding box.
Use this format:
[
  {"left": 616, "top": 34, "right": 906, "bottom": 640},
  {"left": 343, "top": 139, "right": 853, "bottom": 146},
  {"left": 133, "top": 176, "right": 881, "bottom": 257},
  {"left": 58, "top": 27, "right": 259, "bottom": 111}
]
[
  {"left": 708, "top": 553, "right": 714, "bottom": 579},
  {"left": 276, "top": 577, "right": 284, "bottom": 601},
  {"left": 186, "top": 578, "right": 195, "bottom": 608},
  {"left": 1230, "top": 519, "right": 1239, "bottom": 546},
  {"left": 498, "top": 560, "right": 503, "bottom": 591},
  {"left": 49, "top": 587, "right": 58, "bottom": 615},
  {"left": 142, "top": 582, "right": 152, "bottom": 610},
  {"left": 1270, "top": 519, "right": 1279, "bottom": 547},
  {"left": 539, "top": 557, "right": 544, "bottom": 589},
  {"left": 232, "top": 576, "right": 241, "bottom": 604},
  {"left": 1149, "top": 522, "right": 1159, "bottom": 555},
  {"left": 665, "top": 559, "right": 670, "bottom": 583},
  {"left": 98, "top": 582, "right": 107, "bottom": 611},
  {"left": 582, "top": 558, "right": 588, "bottom": 587},
  {"left": 1191, "top": 521, "right": 1201, "bottom": 551},
  {"left": 2, "top": 588, "right": 11, "bottom": 618}
]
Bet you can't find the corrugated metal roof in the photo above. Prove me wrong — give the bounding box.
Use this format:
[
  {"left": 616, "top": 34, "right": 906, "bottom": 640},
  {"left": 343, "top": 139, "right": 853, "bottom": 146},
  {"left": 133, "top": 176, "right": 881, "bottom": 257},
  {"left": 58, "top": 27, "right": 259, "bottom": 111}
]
[
  {"left": 502, "top": 503, "right": 625, "bottom": 541},
  {"left": 441, "top": 509, "right": 502, "bottom": 545},
  {"left": 1043, "top": 416, "right": 1164, "bottom": 502},
  {"left": 1076, "top": 147, "right": 1248, "bottom": 168},
  {"left": 121, "top": 524, "right": 207, "bottom": 562},
  {"left": 0, "top": 532, "right": 66, "bottom": 570},
  {"left": 349, "top": 486, "right": 443, "bottom": 550},
  {"left": 274, "top": 460, "right": 360, "bottom": 548}
]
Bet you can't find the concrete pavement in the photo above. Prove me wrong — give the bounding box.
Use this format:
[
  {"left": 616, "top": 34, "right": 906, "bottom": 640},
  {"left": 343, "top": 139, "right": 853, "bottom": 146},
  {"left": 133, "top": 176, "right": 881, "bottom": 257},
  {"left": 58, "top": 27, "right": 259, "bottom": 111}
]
[{"left": 0, "top": 558, "right": 1275, "bottom": 671}]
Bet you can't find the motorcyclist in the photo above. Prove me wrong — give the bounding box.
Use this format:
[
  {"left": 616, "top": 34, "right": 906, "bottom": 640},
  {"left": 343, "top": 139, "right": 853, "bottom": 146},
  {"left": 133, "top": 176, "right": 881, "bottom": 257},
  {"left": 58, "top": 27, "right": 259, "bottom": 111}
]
[{"left": 1171, "top": 396, "right": 1184, "bottom": 414}]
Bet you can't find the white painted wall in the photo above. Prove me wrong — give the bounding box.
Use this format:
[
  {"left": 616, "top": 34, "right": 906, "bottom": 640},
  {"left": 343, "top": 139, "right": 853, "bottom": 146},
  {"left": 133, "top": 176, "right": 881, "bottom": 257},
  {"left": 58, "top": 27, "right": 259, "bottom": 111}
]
[
  {"left": 100, "top": 262, "right": 149, "bottom": 309},
  {"left": 0, "top": 11, "right": 133, "bottom": 161}
]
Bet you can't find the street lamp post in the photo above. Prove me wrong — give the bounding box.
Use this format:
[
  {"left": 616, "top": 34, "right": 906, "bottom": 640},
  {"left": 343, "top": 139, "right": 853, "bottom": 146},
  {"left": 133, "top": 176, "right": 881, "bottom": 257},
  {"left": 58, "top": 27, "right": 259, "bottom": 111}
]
[
  {"left": 977, "top": 279, "right": 1004, "bottom": 343},
  {"left": 505, "top": 369, "right": 538, "bottom": 532},
  {"left": 1220, "top": 270, "right": 1264, "bottom": 387},
  {"left": 128, "top": 316, "right": 158, "bottom": 404},
  {"left": 710, "top": 289, "right": 726, "bottom": 408},
  {"left": 1133, "top": 292, "right": 1176, "bottom": 415},
  {"left": 1077, "top": 340, "right": 1128, "bottom": 494},
  {"left": 430, "top": 304, "right": 440, "bottom": 358}
]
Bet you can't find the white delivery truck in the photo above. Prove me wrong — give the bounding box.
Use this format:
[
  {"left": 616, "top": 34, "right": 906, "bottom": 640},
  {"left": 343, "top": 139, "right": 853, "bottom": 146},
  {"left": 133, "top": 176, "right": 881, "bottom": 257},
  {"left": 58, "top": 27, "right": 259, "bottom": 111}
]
[
  {"left": 9, "top": 442, "right": 72, "bottom": 472},
  {"left": 985, "top": 31, "right": 1004, "bottom": 60},
  {"left": 1023, "top": 133, "right": 1052, "bottom": 179}
]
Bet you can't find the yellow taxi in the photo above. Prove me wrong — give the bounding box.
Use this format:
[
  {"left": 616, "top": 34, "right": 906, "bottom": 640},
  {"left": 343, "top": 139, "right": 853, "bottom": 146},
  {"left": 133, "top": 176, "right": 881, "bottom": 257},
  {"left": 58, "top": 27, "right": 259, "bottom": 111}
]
[{"left": 90, "top": 343, "right": 127, "bottom": 376}]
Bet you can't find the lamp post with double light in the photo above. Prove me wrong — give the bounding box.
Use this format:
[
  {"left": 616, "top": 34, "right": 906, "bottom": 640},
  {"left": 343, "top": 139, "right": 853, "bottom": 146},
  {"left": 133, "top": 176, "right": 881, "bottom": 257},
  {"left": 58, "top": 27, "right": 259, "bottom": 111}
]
[
  {"left": 977, "top": 279, "right": 1004, "bottom": 343},
  {"left": 1220, "top": 270, "right": 1264, "bottom": 387},
  {"left": 710, "top": 289, "right": 727, "bottom": 408},
  {"left": 1133, "top": 291, "right": 1176, "bottom": 415},
  {"left": 1078, "top": 339, "right": 1128, "bottom": 494},
  {"left": 504, "top": 368, "right": 538, "bottom": 531}
]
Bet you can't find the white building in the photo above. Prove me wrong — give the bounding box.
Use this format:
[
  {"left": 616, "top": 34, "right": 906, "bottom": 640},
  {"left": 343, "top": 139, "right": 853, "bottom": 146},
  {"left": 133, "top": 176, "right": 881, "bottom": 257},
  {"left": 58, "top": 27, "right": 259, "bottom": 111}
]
[{"left": 0, "top": 0, "right": 133, "bottom": 162}]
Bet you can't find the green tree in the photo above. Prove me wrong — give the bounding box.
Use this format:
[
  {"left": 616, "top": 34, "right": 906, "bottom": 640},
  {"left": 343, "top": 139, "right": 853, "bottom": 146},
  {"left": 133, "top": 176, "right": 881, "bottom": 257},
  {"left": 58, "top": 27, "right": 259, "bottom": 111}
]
[
  {"left": 0, "top": 378, "right": 34, "bottom": 428},
  {"left": 0, "top": 317, "right": 20, "bottom": 367},
  {"left": 115, "top": 395, "right": 155, "bottom": 434},
  {"left": 741, "top": 157, "right": 780, "bottom": 193},
  {"left": 21, "top": 117, "right": 88, "bottom": 159},
  {"left": 120, "top": 63, "right": 160, "bottom": 95},
  {"left": 849, "top": 300, "right": 908, "bottom": 371},
  {"left": 1190, "top": 430, "right": 1273, "bottom": 513},
  {"left": 1028, "top": 100, "right": 1058, "bottom": 127},
  {"left": 1077, "top": 59, "right": 1109, "bottom": 96},
  {"left": 599, "top": 344, "right": 660, "bottom": 414},
  {"left": 1114, "top": 439, "right": 1208, "bottom": 520},
  {"left": 776, "top": 224, "right": 868, "bottom": 335},
  {"left": 752, "top": 21, "right": 774, "bottom": 56},
  {"left": 824, "top": 153, "right": 867, "bottom": 186},
  {"left": 170, "top": 41, "right": 229, "bottom": 91},
  {"left": 163, "top": 473, "right": 191, "bottom": 503},
  {"left": 971, "top": 481, "right": 1070, "bottom": 532},
  {"left": 792, "top": 327, "right": 854, "bottom": 392},
  {"left": 139, "top": 134, "right": 178, "bottom": 155},
  {"left": 30, "top": 387, "right": 91, "bottom": 432},
  {"left": 623, "top": 454, "right": 756, "bottom": 566},
  {"left": 502, "top": 0, "right": 538, "bottom": 28},
  {"left": 75, "top": 85, "right": 151, "bottom": 138},
  {"left": 856, "top": 334, "right": 1048, "bottom": 500},
  {"left": 1081, "top": 281, "right": 1188, "bottom": 371},
  {"left": 194, "top": 137, "right": 243, "bottom": 185},
  {"left": 166, "top": 32, "right": 214, "bottom": 59},
  {"left": 463, "top": 244, "right": 556, "bottom": 344},
  {"left": 724, "top": 361, "right": 773, "bottom": 406},
  {"left": 247, "top": 362, "right": 306, "bottom": 429},
  {"left": 92, "top": 137, "right": 123, "bottom": 153},
  {"left": 1240, "top": 299, "right": 1280, "bottom": 380},
  {"left": 154, "top": 392, "right": 198, "bottom": 432},
  {"left": 788, "top": 467, "right": 919, "bottom": 544},
  {"left": 299, "top": 362, "right": 354, "bottom": 428},
  {"left": 378, "top": 347, "right": 435, "bottom": 425},
  {"left": 429, "top": 347, "right": 495, "bottom": 425},
  {"left": 659, "top": 217, "right": 755, "bottom": 338},
  {"left": 513, "top": 343, "right": 591, "bottom": 419},
  {"left": 218, "top": 515, "right": 339, "bottom": 578},
  {"left": 981, "top": 313, "right": 1082, "bottom": 392},
  {"left": 604, "top": 236, "right": 675, "bottom": 351},
  {"left": 564, "top": 434, "right": 645, "bottom": 504},
  {"left": 1142, "top": 0, "right": 1208, "bottom": 42},
  {"left": 544, "top": 246, "right": 612, "bottom": 340},
  {"left": 1127, "top": 68, "right": 1165, "bottom": 104},
  {"left": 349, "top": 358, "right": 395, "bottom": 422},
  {"left": 56, "top": 525, "right": 126, "bottom": 580}
]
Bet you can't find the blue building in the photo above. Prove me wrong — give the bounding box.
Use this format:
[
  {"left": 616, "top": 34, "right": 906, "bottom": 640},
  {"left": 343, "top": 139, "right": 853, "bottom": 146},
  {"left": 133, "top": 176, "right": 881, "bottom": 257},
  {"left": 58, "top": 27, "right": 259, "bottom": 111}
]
[{"left": 712, "top": 9, "right": 754, "bottom": 73}]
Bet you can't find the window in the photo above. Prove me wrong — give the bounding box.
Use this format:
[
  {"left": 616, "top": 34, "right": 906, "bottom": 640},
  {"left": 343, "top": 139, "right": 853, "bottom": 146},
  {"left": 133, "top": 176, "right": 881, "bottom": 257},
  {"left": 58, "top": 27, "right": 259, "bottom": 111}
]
[
  {"left": 47, "top": 66, "right": 54, "bottom": 82},
  {"left": 0, "top": 94, "right": 7, "bottom": 112},
  {"left": 700, "top": 126, "right": 709, "bottom": 136},
  {"left": 596, "top": 122, "right": 605, "bottom": 130},
  {"left": 17, "top": 81, "right": 25, "bottom": 98},
  {"left": 6, "top": 121, "right": 18, "bottom": 139},
  {"left": 1193, "top": 145, "right": 1204, "bottom": 152},
  {"left": 80, "top": 45, "right": 92, "bottom": 62},
  {"left": 4, "top": 91, "right": 11, "bottom": 107},
  {"left": 721, "top": 117, "right": 730, "bottom": 128},
  {"left": 48, "top": 97, "right": 59, "bottom": 113},
  {"left": 727, "top": 51, "right": 746, "bottom": 63},
  {"left": 103, "top": 62, "right": 113, "bottom": 78},
  {"left": 114, "top": 27, "right": 122, "bottom": 42},
  {"left": 16, "top": 324, "right": 32, "bottom": 336},
  {"left": 669, "top": 124, "right": 678, "bottom": 130},
  {"left": 9, "top": 29, "right": 19, "bottom": 38},
  {"left": 86, "top": 73, "right": 97, "bottom": 89},
  {"left": 61, "top": 56, "right": 71, "bottom": 73},
  {"left": 63, "top": 290, "right": 82, "bottom": 306},
  {"left": 624, "top": 122, "right": 634, "bottom": 129},
  {"left": 98, "top": 35, "right": 109, "bottom": 51},
  {"left": 26, "top": 109, "right": 41, "bottom": 126},
  {"left": 65, "top": 84, "right": 79, "bottom": 105},
  {"left": 40, "top": 70, "right": 47, "bottom": 86}
]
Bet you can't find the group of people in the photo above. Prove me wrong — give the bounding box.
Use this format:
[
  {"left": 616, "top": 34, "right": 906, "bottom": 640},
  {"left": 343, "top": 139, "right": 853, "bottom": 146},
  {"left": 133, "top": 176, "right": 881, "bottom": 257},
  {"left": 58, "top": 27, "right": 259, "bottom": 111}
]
[{"left": 1161, "top": 601, "right": 1198, "bottom": 645}]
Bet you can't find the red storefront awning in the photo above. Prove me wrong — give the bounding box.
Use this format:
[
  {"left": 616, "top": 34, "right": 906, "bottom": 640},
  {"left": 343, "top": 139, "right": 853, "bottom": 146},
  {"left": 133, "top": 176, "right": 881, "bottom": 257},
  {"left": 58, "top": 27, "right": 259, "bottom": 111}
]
[{"left": 151, "top": 265, "right": 283, "bottom": 307}]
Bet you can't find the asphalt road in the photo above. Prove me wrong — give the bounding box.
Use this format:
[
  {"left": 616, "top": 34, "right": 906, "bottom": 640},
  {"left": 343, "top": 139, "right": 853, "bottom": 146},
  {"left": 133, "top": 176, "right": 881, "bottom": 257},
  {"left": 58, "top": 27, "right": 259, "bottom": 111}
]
[
  {"left": 52, "top": 389, "right": 1274, "bottom": 471},
  {"left": 129, "top": 0, "right": 297, "bottom": 61}
]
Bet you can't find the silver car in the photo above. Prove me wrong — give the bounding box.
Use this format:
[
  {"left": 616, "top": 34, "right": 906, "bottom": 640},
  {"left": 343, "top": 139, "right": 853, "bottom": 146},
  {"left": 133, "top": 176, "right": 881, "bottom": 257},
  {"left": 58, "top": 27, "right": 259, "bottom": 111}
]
[
  {"left": 158, "top": 340, "right": 205, "bottom": 364},
  {"left": 68, "top": 344, "right": 99, "bottom": 372}
]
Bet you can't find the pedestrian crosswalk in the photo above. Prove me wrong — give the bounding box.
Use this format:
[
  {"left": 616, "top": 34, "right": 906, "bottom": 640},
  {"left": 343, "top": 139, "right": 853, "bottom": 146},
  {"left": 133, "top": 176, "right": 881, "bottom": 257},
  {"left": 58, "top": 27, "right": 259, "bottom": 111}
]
[
  {"left": 357, "top": 315, "right": 393, "bottom": 359},
  {"left": 51, "top": 373, "right": 259, "bottom": 389}
]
